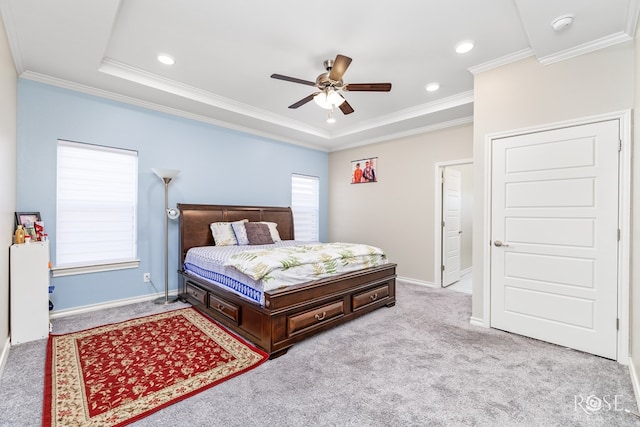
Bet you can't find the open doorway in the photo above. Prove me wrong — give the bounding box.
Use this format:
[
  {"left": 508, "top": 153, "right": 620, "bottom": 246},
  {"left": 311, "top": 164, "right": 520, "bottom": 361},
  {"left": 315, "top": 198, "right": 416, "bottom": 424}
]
[{"left": 434, "top": 159, "right": 473, "bottom": 293}]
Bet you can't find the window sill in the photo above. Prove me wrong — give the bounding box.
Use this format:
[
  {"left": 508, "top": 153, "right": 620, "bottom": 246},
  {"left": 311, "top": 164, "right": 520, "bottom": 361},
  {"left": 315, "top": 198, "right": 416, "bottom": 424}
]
[{"left": 51, "top": 259, "right": 140, "bottom": 277}]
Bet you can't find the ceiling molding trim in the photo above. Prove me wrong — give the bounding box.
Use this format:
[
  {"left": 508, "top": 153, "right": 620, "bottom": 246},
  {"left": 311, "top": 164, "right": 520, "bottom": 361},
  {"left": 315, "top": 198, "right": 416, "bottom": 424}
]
[
  {"left": 468, "top": 48, "right": 534, "bottom": 75},
  {"left": 625, "top": 0, "right": 640, "bottom": 36},
  {"left": 329, "top": 116, "right": 474, "bottom": 152},
  {"left": 538, "top": 31, "right": 632, "bottom": 65},
  {"left": 98, "top": 58, "right": 330, "bottom": 139},
  {"left": 330, "top": 91, "right": 474, "bottom": 139},
  {"left": 19, "top": 70, "right": 330, "bottom": 152},
  {"left": 0, "top": 0, "right": 25, "bottom": 73}
]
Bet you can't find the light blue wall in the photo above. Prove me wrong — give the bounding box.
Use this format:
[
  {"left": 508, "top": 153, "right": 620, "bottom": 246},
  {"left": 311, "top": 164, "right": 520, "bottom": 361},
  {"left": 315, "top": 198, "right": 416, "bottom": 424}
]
[{"left": 17, "top": 79, "right": 329, "bottom": 311}]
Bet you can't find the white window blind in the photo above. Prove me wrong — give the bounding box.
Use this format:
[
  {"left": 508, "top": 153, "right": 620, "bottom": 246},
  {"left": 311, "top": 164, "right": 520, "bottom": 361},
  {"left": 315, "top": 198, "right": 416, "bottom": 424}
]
[
  {"left": 291, "top": 174, "right": 319, "bottom": 241},
  {"left": 56, "top": 140, "right": 138, "bottom": 268}
]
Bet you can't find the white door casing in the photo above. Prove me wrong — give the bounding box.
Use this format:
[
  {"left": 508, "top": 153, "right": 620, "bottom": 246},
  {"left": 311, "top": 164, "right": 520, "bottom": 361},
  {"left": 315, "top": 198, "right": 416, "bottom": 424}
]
[
  {"left": 443, "top": 167, "right": 462, "bottom": 286},
  {"left": 490, "top": 119, "right": 619, "bottom": 360}
]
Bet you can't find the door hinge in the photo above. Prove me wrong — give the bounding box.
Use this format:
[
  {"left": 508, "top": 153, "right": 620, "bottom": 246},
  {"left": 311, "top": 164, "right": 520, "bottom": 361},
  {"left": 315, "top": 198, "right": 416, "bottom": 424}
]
[
  {"left": 442, "top": 221, "right": 445, "bottom": 228},
  {"left": 618, "top": 229, "right": 621, "bottom": 241},
  {"left": 441, "top": 265, "right": 445, "bottom": 272},
  {"left": 617, "top": 318, "right": 620, "bottom": 330},
  {"left": 619, "top": 140, "right": 622, "bottom": 152}
]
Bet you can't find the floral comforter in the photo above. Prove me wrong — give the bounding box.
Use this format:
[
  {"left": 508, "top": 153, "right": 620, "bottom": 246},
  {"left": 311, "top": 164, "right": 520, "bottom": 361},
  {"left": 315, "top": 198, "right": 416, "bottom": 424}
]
[{"left": 224, "top": 242, "right": 388, "bottom": 290}]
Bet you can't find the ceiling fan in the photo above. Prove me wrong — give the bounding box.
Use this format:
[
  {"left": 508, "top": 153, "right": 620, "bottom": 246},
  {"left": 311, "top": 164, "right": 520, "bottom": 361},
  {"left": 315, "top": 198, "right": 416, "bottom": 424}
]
[{"left": 270, "top": 54, "right": 391, "bottom": 117}]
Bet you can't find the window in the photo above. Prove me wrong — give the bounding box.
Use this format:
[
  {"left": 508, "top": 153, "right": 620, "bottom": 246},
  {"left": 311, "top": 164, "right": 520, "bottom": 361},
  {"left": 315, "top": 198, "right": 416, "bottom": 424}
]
[
  {"left": 291, "top": 174, "right": 319, "bottom": 241},
  {"left": 54, "top": 140, "right": 138, "bottom": 275}
]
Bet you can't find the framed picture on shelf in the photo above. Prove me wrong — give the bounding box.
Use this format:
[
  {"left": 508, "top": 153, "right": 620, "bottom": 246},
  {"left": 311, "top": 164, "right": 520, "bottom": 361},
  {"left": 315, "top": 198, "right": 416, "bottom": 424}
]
[{"left": 15, "top": 212, "right": 41, "bottom": 228}]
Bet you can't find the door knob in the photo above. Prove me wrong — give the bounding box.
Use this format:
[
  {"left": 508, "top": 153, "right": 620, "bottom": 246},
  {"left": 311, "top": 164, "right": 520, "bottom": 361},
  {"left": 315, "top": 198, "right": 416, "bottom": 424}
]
[{"left": 494, "top": 240, "right": 509, "bottom": 247}]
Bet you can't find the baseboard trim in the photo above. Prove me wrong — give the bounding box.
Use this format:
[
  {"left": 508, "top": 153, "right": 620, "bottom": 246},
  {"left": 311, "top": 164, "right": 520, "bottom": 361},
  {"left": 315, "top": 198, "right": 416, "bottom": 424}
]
[
  {"left": 396, "top": 276, "right": 437, "bottom": 288},
  {"left": 469, "top": 316, "right": 485, "bottom": 327},
  {"left": 628, "top": 356, "right": 640, "bottom": 412},
  {"left": 461, "top": 267, "right": 472, "bottom": 277},
  {"left": 49, "top": 291, "right": 179, "bottom": 319},
  {"left": 0, "top": 335, "right": 10, "bottom": 380}
]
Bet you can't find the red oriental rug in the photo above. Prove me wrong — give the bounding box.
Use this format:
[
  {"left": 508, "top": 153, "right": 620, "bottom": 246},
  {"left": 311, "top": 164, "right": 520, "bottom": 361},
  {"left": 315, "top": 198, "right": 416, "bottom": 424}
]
[{"left": 43, "top": 307, "right": 268, "bottom": 427}]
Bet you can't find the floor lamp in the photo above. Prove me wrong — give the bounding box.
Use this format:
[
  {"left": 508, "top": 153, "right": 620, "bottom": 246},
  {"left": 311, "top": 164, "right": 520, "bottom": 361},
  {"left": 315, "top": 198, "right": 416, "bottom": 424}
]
[{"left": 152, "top": 168, "right": 180, "bottom": 305}]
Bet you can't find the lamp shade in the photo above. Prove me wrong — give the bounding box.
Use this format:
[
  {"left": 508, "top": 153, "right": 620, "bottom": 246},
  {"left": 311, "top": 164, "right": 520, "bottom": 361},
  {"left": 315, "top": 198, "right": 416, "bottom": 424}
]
[
  {"left": 151, "top": 168, "right": 180, "bottom": 179},
  {"left": 313, "top": 90, "right": 345, "bottom": 110}
]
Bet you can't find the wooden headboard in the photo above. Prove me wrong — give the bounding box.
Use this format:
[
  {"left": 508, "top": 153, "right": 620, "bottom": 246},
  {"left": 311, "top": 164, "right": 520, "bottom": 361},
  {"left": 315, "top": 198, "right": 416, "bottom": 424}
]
[{"left": 177, "top": 203, "right": 295, "bottom": 264}]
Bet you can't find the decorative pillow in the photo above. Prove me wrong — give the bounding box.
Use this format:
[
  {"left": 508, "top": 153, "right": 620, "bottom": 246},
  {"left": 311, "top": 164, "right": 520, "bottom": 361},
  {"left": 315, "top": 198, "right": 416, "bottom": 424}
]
[
  {"left": 260, "top": 221, "right": 282, "bottom": 242},
  {"left": 231, "top": 221, "right": 249, "bottom": 245},
  {"left": 245, "top": 222, "right": 274, "bottom": 245},
  {"left": 210, "top": 219, "right": 248, "bottom": 246}
]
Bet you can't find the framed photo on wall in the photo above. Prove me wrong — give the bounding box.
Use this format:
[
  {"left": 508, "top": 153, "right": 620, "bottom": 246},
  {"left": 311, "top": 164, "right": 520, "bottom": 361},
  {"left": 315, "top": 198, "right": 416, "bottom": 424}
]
[{"left": 351, "top": 157, "right": 377, "bottom": 184}]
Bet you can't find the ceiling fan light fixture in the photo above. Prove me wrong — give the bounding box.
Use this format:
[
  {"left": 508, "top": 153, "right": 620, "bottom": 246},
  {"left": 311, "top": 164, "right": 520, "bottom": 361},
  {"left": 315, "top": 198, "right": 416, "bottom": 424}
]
[
  {"left": 313, "top": 89, "right": 345, "bottom": 110},
  {"left": 327, "top": 111, "right": 336, "bottom": 124}
]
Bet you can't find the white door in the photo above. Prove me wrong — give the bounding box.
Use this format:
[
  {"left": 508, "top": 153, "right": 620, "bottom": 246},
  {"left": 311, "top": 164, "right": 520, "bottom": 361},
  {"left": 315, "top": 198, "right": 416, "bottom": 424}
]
[
  {"left": 443, "top": 167, "right": 462, "bottom": 286},
  {"left": 490, "top": 120, "right": 619, "bottom": 360}
]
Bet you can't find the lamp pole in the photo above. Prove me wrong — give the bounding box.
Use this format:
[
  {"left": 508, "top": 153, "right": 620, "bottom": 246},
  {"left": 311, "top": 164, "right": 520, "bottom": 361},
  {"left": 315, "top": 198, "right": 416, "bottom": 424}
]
[{"left": 152, "top": 168, "right": 180, "bottom": 305}]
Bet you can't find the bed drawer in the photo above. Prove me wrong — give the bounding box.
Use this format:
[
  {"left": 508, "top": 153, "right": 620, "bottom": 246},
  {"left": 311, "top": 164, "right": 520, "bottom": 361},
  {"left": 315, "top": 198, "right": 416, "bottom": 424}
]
[
  {"left": 185, "top": 283, "right": 207, "bottom": 306},
  {"left": 287, "top": 300, "right": 344, "bottom": 336},
  {"left": 352, "top": 284, "right": 390, "bottom": 311},
  {"left": 209, "top": 294, "right": 240, "bottom": 324}
]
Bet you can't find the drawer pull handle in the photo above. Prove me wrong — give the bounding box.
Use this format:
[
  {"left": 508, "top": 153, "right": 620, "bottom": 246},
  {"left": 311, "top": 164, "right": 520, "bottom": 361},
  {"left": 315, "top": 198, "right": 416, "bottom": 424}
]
[
  {"left": 314, "top": 311, "right": 326, "bottom": 321},
  {"left": 370, "top": 293, "right": 378, "bottom": 301},
  {"left": 217, "top": 304, "right": 225, "bottom": 311}
]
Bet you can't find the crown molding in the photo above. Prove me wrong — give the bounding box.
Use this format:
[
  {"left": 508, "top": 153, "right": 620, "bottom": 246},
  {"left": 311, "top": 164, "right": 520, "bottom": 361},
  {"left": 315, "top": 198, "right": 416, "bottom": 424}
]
[
  {"left": 21, "top": 68, "right": 476, "bottom": 153},
  {"left": 98, "top": 58, "right": 329, "bottom": 139},
  {"left": 99, "top": 58, "right": 470, "bottom": 144},
  {"left": 19, "top": 70, "right": 330, "bottom": 151},
  {"left": 468, "top": 48, "right": 534, "bottom": 75},
  {"left": 330, "top": 116, "right": 474, "bottom": 152},
  {"left": 538, "top": 31, "right": 633, "bottom": 65},
  {"left": 626, "top": 0, "right": 640, "bottom": 37},
  {"left": 330, "top": 91, "right": 474, "bottom": 139}
]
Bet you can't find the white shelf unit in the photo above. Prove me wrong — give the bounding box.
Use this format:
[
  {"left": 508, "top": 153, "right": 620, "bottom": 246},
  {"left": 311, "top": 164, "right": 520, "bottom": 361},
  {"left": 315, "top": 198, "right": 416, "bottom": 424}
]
[{"left": 10, "top": 241, "right": 50, "bottom": 344}]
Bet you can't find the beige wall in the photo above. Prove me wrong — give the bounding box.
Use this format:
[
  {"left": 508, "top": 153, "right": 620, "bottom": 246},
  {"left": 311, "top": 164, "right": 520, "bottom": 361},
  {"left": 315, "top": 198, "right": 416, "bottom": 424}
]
[
  {"left": 472, "top": 42, "right": 635, "bottom": 323},
  {"left": 328, "top": 123, "right": 473, "bottom": 283},
  {"left": 0, "top": 16, "right": 18, "bottom": 367}
]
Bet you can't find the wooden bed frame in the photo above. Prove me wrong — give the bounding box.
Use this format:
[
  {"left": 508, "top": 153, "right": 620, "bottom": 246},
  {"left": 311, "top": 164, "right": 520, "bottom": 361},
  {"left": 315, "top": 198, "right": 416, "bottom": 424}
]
[{"left": 177, "top": 203, "right": 397, "bottom": 358}]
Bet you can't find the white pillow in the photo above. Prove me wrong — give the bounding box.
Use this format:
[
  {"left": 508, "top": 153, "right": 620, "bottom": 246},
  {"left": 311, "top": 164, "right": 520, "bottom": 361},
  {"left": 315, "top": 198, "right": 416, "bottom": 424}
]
[
  {"left": 210, "top": 219, "right": 247, "bottom": 246},
  {"left": 260, "top": 221, "right": 281, "bottom": 242},
  {"left": 231, "top": 221, "right": 249, "bottom": 245}
]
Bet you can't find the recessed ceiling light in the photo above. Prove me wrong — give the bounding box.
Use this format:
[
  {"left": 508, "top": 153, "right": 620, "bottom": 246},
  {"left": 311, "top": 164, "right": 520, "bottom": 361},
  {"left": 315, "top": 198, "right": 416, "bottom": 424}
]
[
  {"left": 426, "top": 82, "right": 440, "bottom": 92},
  {"left": 157, "top": 54, "right": 175, "bottom": 65},
  {"left": 455, "top": 41, "right": 474, "bottom": 54}
]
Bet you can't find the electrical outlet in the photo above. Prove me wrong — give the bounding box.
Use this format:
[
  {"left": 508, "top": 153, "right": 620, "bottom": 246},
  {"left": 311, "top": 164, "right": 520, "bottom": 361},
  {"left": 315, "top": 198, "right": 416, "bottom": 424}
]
[{"left": 143, "top": 273, "right": 151, "bottom": 282}]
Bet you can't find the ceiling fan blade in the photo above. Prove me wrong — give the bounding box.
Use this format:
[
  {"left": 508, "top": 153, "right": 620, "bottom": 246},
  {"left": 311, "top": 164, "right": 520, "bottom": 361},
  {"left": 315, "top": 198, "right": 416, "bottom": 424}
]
[
  {"left": 328, "top": 55, "right": 352, "bottom": 81},
  {"left": 288, "top": 93, "right": 317, "bottom": 109},
  {"left": 344, "top": 83, "right": 392, "bottom": 92},
  {"left": 271, "top": 74, "right": 316, "bottom": 87},
  {"left": 339, "top": 99, "right": 354, "bottom": 115}
]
